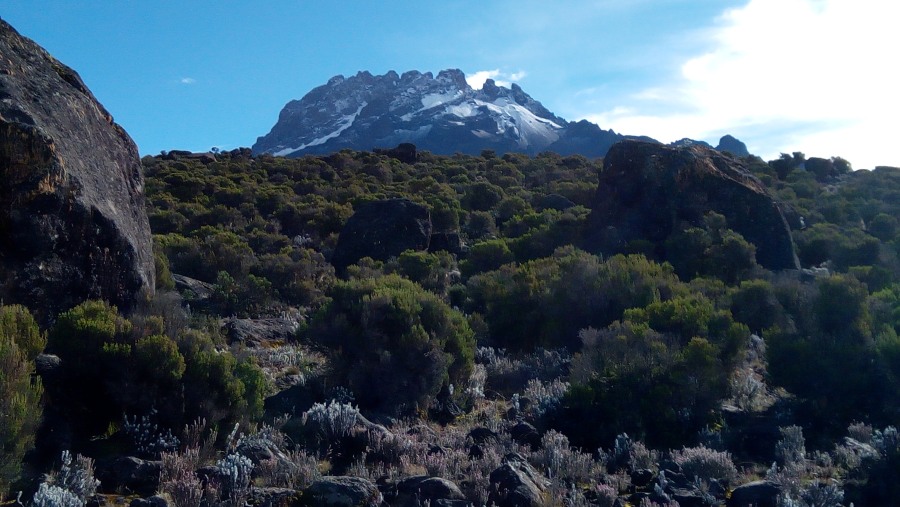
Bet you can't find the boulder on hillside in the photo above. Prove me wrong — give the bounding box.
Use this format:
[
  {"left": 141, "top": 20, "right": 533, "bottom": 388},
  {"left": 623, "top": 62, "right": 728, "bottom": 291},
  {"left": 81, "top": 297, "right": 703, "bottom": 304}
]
[
  {"left": 331, "top": 198, "right": 432, "bottom": 273},
  {"left": 304, "top": 476, "right": 383, "bottom": 507},
  {"left": 488, "top": 453, "right": 549, "bottom": 507},
  {"left": 223, "top": 317, "right": 300, "bottom": 346},
  {"left": 587, "top": 141, "right": 799, "bottom": 271},
  {"left": 0, "top": 19, "right": 154, "bottom": 324}
]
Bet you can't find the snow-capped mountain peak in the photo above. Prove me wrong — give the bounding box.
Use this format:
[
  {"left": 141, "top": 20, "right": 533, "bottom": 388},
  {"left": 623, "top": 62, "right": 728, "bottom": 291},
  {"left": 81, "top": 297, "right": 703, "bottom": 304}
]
[{"left": 253, "top": 69, "right": 626, "bottom": 158}]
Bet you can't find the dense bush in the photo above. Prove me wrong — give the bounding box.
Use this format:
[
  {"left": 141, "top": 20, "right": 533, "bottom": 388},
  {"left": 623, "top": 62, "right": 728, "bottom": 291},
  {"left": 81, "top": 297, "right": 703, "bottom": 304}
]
[
  {"left": 467, "top": 248, "right": 684, "bottom": 350},
  {"left": 308, "top": 274, "right": 475, "bottom": 415},
  {"left": 0, "top": 305, "right": 45, "bottom": 499},
  {"left": 44, "top": 300, "right": 266, "bottom": 447}
]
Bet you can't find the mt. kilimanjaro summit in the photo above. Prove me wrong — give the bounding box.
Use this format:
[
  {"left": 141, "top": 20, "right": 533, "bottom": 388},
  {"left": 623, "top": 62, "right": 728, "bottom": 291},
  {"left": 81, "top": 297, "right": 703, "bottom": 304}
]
[{"left": 252, "top": 69, "right": 644, "bottom": 158}]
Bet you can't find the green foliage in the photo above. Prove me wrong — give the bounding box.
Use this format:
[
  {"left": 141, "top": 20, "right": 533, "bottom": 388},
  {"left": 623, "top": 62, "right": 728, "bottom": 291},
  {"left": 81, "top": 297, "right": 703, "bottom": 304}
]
[
  {"left": 45, "top": 301, "right": 266, "bottom": 445},
  {"left": 459, "top": 239, "right": 515, "bottom": 278},
  {"left": 553, "top": 287, "right": 748, "bottom": 449},
  {"left": 766, "top": 275, "right": 890, "bottom": 439},
  {"left": 665, "top": 213, "right": 759, "bottom": 284},
  {"left": 467, "top": 248, "right": 684, "bottom": 350},
  {"left": 729, "top": 279, "right": 784, "bottom": 333},
  {"left": 0, "top": 305, "right": 44, "bottom": 499},
  {"left": 308, "top": 274, "right": 475, "bottom": 416}
]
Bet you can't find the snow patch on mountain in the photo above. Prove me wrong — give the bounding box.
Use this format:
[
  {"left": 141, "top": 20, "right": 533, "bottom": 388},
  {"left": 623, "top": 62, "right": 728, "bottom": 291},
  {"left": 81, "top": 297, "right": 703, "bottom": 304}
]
[{"left": 273, "top": 102, "right": 367, "bottom": 156}]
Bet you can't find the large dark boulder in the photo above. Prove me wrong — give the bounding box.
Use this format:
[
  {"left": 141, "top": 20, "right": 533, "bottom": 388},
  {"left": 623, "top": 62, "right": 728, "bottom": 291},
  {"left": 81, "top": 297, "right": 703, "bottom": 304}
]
[
  {"left": 223, "top": 317, "right": 300, "bottom": 346},
  {"left": 0, "top": 19, "right": 154, "bottom": 324},
  {"left": 95, "top": 456, "right": 161, "bottom": 497},
  {"left": 391, "top": 475, "right": 466, "bottom": 507},
  {"left": 304, "top": 476, "right": 382, "bottom": 507},
  {"left": 587, "top": 141, "right": 799, "bottom": 271},
  {"left": 331, "top": 198, "right": 431, "bottom": 273},
  {"left": 726, "top": 480, "right": 781, "bottom": 507},
  {"left": 488, "top": 453, "right": 549, "bottom": 507}
]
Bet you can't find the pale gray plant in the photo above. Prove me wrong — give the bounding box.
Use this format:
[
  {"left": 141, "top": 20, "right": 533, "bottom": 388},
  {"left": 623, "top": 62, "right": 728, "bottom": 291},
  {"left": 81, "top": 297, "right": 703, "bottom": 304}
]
[
  {"left": 302, "top": 400, "right": 359, "bottom": 441},
  {"left": 216, "top": 453, "right": 254, "bottom": 507},
  {"left": 33, "top": 451, "right": 99, "bottom": 507}
]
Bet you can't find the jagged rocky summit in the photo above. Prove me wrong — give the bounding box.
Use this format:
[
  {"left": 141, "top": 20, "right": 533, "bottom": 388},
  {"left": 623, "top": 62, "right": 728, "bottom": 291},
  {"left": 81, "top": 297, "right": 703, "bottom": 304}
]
[
  {"left": 0, "top": 18, "right": 154, "bottom": 324},
  {"left": 253, "top": 69, "right": 643, "bottom": 157},
  {"left": 587, "top": 140, "right": 799, "bottom": 271}
]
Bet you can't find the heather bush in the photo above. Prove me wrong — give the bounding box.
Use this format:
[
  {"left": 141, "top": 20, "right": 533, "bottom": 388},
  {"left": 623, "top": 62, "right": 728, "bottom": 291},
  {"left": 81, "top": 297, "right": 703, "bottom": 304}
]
[
  {"left": 671, "top": 445, "right": 739, "bottom": 484},
  {"left": 0, "top": 305, "right": 44, "bottom": 499},
  {"left": 160, "top": 448, "right": 202, "bottom": 507}
]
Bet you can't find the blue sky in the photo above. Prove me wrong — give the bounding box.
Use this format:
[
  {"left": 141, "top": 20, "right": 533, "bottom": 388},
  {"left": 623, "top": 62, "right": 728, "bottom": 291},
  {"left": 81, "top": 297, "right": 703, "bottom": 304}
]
[{"left": 2, "top": 1, "right": 897, "bottom": 168}]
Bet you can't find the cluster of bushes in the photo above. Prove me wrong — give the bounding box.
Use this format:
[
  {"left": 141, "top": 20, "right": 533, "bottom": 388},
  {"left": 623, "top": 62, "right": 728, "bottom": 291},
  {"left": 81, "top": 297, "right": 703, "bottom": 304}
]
[{"left": 4, "top": 144, "right": 900, "bottom": 502}]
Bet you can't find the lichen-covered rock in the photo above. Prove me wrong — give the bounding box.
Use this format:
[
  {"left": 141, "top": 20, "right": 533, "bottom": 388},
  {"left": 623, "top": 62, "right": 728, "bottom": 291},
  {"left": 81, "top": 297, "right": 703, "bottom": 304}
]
[
  {"left": 223, "top": 317, "right": 300, "bottom": 346},
  {"left": 0, "top": 19, "right": 154, "bottom": 324},
  {"left": 488, "top": 453, "right": 549, "bottom": 507},
  {"left": 391, "top": 475, "right": 466, "bottom": 507},
  {"left": 331, "top": 198, "right": 431, "bottom": 273},
  {"left": 587, "top": 141, "right": 798, "bottom": 271},
  {"left": 304, "top": 476, "right": 382, "bottom": 507}
]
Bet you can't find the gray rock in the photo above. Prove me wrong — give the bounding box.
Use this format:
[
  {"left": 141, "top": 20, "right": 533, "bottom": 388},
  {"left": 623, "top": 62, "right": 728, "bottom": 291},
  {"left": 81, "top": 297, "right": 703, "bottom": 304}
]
[
  {"left": 34, "top": 353, "right": 61, "bottom": 376},
  {"left": 727, "top": 480, "right": 781, "bottom": 507},
  {"left": 509, "top": 422, "right": 541, "bottom": 450},
  {"left": 223, "top": 317, "right": 300, "bottom": 346},
  {"left": 248, "top": 487, "right": 303, "bottom": 507},
  {"left": 172, "top": 273, "right": 215, "bottom": 302},
  {"left": 129, "top": 496, "right": 169, "bottom": 507},
  {"left": 393, "top": 475, "right": 466, "bottom": 507},
  {"left": 0, "top": 19, "right": 154, "bottom": 325},
  {"left": 304, "top": 476, "right": 382, "bottom": 507},
  {"left": 488, "top": 453, "right": 548, "bottom": 507},
  {"left": 331, "top": 198, "right": 432, "bottom": 273}
]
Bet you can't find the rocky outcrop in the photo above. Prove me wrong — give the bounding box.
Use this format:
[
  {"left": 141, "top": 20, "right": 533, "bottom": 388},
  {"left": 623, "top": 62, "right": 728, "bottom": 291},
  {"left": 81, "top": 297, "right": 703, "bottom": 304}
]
[
  {"left": 304, "top": 476, "right": 383, "bottom": 507},
  {"left": 223, "top": 317, "right": 300, "bottom": 346},
  {"left": 587, "top": 141, "right": 799, "bottom": 271},
  {"left": 331, "top": 198, "right": 431, "bottom": 273},
  {"left": 390, "top": 475, "right": 466, "bottom": 507},
  {"left": 488, "top": 453, "right": 549, "bottom": 507},
  {"left": 0, "top": 19, "right": 154, "bottom": 324},
  {"left": 717, "top": 135, "right": 750, "bottom": 157}
]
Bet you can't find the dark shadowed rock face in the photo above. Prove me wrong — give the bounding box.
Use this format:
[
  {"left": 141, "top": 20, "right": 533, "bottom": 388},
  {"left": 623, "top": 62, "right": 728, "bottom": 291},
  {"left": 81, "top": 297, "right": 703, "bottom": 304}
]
[
  {"left": 717, "top": 135, "right": 750, "bottom": 157},
  {"left": 331, "top": 198, "right": 431, "bottom": 273},
  {"left": 587, "top": 141, "right": 799, "bottom": 270},
  {"left": 0, "top": 19, "right": 154, "bottom": 324}
]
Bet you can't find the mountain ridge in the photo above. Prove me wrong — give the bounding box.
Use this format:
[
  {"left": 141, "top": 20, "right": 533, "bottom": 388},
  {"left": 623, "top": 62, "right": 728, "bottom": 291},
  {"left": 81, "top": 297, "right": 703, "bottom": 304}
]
[{"left": 253, "top": 69, "right": 680, "bottom": 158}]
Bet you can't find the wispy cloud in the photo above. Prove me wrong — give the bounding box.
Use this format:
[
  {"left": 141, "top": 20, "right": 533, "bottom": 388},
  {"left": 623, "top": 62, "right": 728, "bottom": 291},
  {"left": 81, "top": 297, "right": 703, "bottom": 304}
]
[
  {"left": 179, "top": 77, "right": 196, "bottom": 85},
  {"left": 582, "top": 0, "right": 900, "bottom": 168},
  {"left": 465, "top": 69, "right": 527, "bottom": 89}
]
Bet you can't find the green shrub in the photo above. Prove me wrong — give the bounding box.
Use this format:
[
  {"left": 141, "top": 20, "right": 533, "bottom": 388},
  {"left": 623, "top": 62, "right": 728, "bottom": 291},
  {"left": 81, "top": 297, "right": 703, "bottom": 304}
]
[
  {"left": 0, "top": 305, "right": 44, "bottom": 499},
  {"left": 308, "top": 274, "right": 475, "bottom": 416}
]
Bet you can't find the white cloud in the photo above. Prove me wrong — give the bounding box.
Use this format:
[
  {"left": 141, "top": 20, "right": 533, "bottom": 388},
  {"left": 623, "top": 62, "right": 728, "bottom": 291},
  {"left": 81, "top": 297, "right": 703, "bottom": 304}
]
[
  {"left": 466, "top": 69, "right": 527, "bottom": 89},
  {"left": 584, "top": 0, "right": 900, "bottom": 169},
  {"left": 180, "top": 77, "right": 196, "bottom": 85}
]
